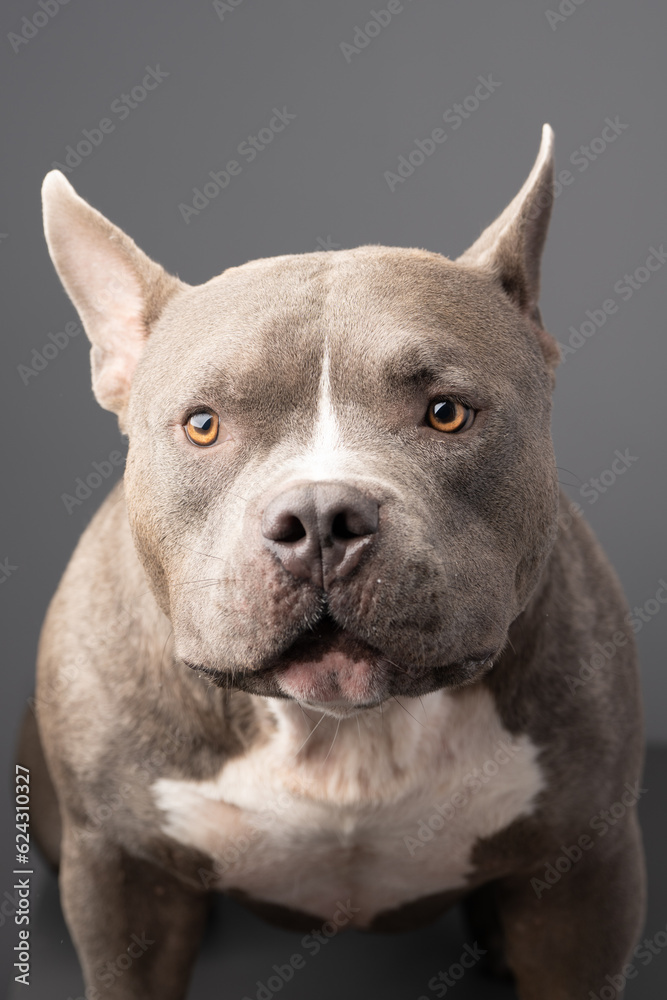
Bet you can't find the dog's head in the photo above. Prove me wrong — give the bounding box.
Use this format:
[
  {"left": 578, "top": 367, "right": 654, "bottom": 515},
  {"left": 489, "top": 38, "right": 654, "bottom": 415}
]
[{"left": 42, "top": 126, "right": 560, "bottom": 717}]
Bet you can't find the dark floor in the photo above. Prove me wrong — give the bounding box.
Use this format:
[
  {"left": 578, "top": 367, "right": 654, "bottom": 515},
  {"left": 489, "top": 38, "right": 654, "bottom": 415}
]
[{"left": 6, "top": 747, "right": 667, "bottom": 1000}]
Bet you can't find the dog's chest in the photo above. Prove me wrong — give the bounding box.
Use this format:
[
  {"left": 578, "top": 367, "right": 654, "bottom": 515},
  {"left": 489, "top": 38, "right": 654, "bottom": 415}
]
[{"left": 153, "top": 689, "right": 545, "bottom": 926}]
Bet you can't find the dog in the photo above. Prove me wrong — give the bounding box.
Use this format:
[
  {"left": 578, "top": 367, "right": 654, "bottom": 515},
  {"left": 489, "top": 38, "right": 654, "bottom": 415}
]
[{"left": 20, "top": 123, "right": 645, "bottom": 998}]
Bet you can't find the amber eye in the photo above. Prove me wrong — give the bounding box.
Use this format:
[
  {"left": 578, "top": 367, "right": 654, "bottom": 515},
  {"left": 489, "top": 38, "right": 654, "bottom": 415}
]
[
  {"left": 185, "top": 410, "right": 219, "bottom": 446},
  {"left": 426, "top": 399, "right": 474, "bottom": 433}
]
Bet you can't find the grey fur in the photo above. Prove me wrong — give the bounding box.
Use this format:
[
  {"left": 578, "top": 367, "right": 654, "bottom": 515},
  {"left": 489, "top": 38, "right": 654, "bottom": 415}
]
[{"left": 22, "top": 125, "right": 644, "bottom": 999}]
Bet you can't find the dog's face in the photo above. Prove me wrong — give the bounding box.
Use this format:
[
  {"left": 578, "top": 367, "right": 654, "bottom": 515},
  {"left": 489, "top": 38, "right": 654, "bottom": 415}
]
[
  {"left": 42, "top": 127, "right": 560, "bottom": 717},
  {"left": 124, "top": 250, "right": 558, "bottom": 711}
]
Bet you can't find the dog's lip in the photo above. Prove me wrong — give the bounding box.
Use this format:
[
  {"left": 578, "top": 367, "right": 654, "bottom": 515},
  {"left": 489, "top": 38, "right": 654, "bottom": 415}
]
[
  {"left": 253, "top": 613, "right": 499, "bottom": 680},
  {"left": 184, "top": 614, "right": 500, "bottom": 693},
  {"left": 256, "top": 613, "right": 378, "bottom": 675},
  {"left": 244, "top": 615, "right": 386, "bottom": 706}
]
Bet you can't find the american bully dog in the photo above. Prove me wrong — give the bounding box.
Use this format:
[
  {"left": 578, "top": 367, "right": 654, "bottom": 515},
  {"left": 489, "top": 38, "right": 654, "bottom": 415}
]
[{"left": 20, "top": 124, "right": 645, "bottom": 998}]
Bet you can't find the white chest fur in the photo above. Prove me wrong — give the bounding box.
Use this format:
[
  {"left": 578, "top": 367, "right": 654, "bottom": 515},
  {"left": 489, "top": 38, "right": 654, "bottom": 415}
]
[{"left": 153, "top": 688, "right": 545, "bottom": 927}]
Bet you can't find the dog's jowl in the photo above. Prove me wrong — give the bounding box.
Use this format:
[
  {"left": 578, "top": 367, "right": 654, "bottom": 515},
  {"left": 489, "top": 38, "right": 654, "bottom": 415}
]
[{"left": 20, "top": 124, "right": 645, "bottom": 998}]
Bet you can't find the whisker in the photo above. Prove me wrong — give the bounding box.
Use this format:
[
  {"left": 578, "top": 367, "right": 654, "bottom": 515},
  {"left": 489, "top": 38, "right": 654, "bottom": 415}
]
[
  {"left": 227, "top": 490, "right": 251, "bottom": 504},
  {"left": 172, "top": 539, "right": 226, "bottom": 563},
  {"left": 322, "top": 718, "right": 341, "bottom": 764},
  {"left": 178, "top": 580, "right": 228, "bottom": 593},
  {"left": 161, "top": 628, "right": 173, "bottom": 665},
  {"left": 556, "top": 466, "right": 582, "bottom": 487},
  {"left": 298, "top": 702, "right": 316, "bottom": 725},
  {"left": 382, "top": 655, "right": 414, "bottom": 678},
  {"left": 293, "top": 710, "right": 327, "bottom": 756},
  {"left": 391, "top": 694, "right": 425, "bottom": 728}
]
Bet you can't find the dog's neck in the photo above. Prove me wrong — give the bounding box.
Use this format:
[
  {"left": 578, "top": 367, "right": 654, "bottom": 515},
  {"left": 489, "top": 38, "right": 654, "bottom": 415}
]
[
  {"left": 237, "top": 692, "right": 442, "bottom": 802},
  {"left": 263, "top": 694, "right": 429, "bottom": 756},
  {"left": 241, "top": 690, "right": 455, "bottom": 806}
]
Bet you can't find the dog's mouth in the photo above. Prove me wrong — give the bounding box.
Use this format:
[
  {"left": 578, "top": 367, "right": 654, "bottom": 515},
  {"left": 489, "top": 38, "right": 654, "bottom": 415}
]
[
  {"left": 186, "top": 611, "right": 499, "bottom": 712},
  {"left": 259, "top": 612, "right": 392, "bottom": 709}
]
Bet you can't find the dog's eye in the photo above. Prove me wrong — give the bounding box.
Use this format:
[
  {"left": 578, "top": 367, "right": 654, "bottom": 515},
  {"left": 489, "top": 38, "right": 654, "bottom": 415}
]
[
  {"left": 426, "top": 399, "right": 474, "bottom": 433},
  {"left": 185, "top": 410, "right": 219, "bottom": 446}
]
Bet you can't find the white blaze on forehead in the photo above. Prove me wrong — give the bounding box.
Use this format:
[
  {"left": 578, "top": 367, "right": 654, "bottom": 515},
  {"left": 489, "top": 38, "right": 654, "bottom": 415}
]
[
  {"left": 259, "top": 336, "right": 397, "bottom": 497},
  {"left": 307, "top": 339, "right": 342, "bottom": 475},
  {"left": 314, "top": 342, "right": 339, "bottom": 455},
  {"left": 283, "top": 337, "right": 352, "bottom": 481}
]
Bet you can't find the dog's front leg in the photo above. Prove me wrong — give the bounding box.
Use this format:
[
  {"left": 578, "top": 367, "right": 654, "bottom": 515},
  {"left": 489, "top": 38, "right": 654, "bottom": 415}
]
[
  {"left": 59, "top": 824, "right": 209, "bottom": 999},
  {"left": 496, "top": 816, "right": 645, "bottom": 999}
]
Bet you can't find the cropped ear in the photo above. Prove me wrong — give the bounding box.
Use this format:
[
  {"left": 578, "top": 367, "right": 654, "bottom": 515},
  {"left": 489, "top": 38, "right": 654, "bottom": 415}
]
[
  {"left": 457, "top": 124, "right": 559, "bottom": 367},
  {"left": 42, "top": 171, "right": 184, "bottom": 420}
]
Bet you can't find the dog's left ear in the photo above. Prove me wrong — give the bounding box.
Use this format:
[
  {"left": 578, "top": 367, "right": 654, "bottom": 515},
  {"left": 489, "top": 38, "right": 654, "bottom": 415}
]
[
  {"left": 457, "top": 124, "right": 559, "bottom": 368},
  {"left": 42, "top": 170, "right": 184, "bottom": 424}
]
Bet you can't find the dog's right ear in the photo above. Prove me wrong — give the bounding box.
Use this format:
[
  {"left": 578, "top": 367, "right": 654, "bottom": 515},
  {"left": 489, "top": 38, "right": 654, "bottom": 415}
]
[
  {"left": 456, "top": 124, "right": 559, "bottom": 371},
  {"left": 42, "top": 171, "right": 184, "bottom": 421}
]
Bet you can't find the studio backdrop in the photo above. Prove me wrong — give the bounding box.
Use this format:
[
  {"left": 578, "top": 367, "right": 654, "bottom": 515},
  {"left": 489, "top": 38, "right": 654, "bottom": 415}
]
[{"left": 1, "top": 0, "right": 665, "bottom": 994}]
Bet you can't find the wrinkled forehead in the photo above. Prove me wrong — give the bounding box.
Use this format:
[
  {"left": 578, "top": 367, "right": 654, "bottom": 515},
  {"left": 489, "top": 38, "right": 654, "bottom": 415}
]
[{"left": 137, "top": 246, "right": 539, "bottom": 413}]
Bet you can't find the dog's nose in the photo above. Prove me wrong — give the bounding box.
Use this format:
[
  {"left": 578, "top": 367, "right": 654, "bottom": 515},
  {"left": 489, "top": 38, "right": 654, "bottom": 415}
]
[{"left": 262, "top": 483, "right": 379, "bottom": 587}]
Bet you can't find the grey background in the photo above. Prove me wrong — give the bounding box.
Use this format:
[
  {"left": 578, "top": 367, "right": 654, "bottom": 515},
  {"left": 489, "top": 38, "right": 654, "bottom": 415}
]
[{"left": 1, "top": 0, "right": 665, "bottom": 994}]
